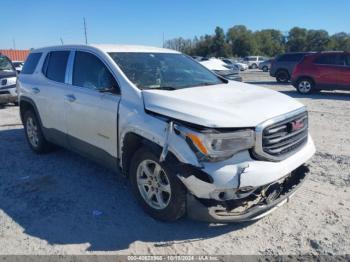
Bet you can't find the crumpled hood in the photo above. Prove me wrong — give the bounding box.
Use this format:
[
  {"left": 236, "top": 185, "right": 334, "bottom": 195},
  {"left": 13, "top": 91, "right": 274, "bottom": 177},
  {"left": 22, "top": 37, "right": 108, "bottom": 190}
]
[{"left": 142, "top": 82, "right": 305, "bottom": 128}]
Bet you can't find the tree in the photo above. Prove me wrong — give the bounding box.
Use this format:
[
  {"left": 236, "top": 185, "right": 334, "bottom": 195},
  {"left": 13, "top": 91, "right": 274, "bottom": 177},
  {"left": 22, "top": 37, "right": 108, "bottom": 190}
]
[
  {"left": 255, "top": 29, "right": 285, "bottom": 56},
  {"left": 164, "top": 37, "right": 193, "bottom": 54},
  {"left": 305, "top": 30, "right": 331, "bottom": 51},
  {"left": 286, "top": 27, "right": 308, "bottom": 52},
  {"left": 211, "top": 26, "right": 231, "bottom": 57},
  {"left": 226, "top": 25, "right": 258, "bottom": 57},
  {"left": 329, "top": 32, "right": 350, "bottom": 51}
]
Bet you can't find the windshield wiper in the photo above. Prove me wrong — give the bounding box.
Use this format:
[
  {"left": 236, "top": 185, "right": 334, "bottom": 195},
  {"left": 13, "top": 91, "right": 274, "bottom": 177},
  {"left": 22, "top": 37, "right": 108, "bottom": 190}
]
[{"left": 145, "top": 86, "right": 176, "bottom": 90}]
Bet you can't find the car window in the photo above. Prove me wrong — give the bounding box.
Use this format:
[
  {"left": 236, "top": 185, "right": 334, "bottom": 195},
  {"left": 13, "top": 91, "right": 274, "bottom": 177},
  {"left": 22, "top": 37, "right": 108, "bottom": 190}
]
[
  {"left": 73, "top": 51, "right": 119, "bottom": 92},
  {"left": 258, "top": 57, "right": 265, "bottom": 61},
  {"left": 43, "top": 51, "right": 70, "bottom": 83},
  {"left": 314, "top": 54, "right": 338, "bottom": 65},
  {"left": 339, "top": 54, "right": 350, "bottom": 66},
  {"left": 21, "top": 53, "right": 42, "bottom": 74},
  {"left": 277, "top": 54, "right": 304, "bottom": 62}
]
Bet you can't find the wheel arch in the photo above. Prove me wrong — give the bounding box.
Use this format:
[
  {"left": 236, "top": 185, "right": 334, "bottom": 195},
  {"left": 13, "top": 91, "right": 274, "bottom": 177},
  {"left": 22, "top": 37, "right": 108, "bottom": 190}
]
[
  {"left": 121, "top": 132, "right": 180, "bottom": 177},
  {"left": 19, "top": 97, "right": 43, "bottom": 127}
]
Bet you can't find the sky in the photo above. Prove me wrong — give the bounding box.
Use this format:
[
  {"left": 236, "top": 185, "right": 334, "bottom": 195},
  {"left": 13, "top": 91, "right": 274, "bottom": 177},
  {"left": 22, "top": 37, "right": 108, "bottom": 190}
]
[{"left": 1, "top": 0, "right": 350, "bottom": 49}]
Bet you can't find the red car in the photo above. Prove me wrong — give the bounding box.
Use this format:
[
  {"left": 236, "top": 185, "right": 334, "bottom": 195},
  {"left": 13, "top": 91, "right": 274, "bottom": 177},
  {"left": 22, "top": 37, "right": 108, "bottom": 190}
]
[{"left": 291, "top": 51, "right": 350, "bottom": 94}]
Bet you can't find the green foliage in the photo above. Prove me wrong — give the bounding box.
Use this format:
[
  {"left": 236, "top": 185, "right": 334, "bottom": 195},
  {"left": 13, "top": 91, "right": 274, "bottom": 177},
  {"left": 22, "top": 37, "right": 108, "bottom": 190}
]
[
  {"left": 227, "top": 25, "right": 258, "bottom": 57},
  {"left": 164, "top": 25, "right": 350, "bottom": 58}
]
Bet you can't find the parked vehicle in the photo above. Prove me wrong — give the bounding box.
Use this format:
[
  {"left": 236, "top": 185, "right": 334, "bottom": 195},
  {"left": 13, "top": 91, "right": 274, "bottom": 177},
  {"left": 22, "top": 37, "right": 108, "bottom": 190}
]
[
  {"left": 292, "top": 51, "right": 350, "bottom": 94},
  {"left": 243, "top": 56, "right": 266, "bottom": 69},
  {"left": 270, "top": 52, "right": 310, "bottom": 83},
  {"left": 200, "top": 58, "right": 242, "bottom": 81},
  {"left": 221, "top": 58, "right": 248, "bottom": 71},
  {"left": 12, "top": 61, "right": 24, "bottom": 73},
  {"left": 18, "top": 45, "right": 315, "bottom": 222},
  {"left": 259, "top": 59, "right": 273, "bottom": 72},
  {"left": 0, "top": 54, "right": 18, "bottom": 105}
]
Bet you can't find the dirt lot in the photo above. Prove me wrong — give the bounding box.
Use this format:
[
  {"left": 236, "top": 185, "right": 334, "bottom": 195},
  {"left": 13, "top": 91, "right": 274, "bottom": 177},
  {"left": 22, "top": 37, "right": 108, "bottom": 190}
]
[{"left": 0, "top": 70, "right": 349, "bottom": 255}]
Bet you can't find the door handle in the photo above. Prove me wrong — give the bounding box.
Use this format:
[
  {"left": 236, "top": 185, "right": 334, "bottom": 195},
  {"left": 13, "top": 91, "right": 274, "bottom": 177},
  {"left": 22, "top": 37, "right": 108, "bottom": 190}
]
[
  {"left": 31, "top": 87, "right": 40, "bottom": 94},
  {"left": 65, "top": 94, "right": 76, "bottom": 102}
]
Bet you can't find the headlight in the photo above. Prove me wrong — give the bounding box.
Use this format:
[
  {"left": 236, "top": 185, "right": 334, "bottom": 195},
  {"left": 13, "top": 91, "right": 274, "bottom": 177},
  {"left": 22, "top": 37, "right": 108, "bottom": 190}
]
[{"left": 175, "top": 125, "right": 255, "bottom": 162}]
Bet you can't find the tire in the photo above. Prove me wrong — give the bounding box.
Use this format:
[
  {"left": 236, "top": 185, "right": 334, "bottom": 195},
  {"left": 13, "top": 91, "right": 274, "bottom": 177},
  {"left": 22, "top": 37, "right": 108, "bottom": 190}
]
[
  {"left": 276, "top": 70, "right": 290, "bottom": 83},
  {"left": 251, "top": 63, "right": 258, "bottom": 69},
  {"left": 129, "top": 147, "right": 187, "bottom": 222},
  {"left": 296, "top": 78, "right": 315, "bottom": 94},
  {"left": 262, "top": 66, "right": 268, "bottom": 72},
  {"left": 13, "top": 101, "right": 19, "bottom": 106},
  {"left": 23, "top": 110, "right": 52, "bottom": 154}
]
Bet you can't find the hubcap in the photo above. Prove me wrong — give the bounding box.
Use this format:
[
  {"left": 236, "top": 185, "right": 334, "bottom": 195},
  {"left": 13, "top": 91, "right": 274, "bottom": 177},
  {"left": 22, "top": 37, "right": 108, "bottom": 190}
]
[
  {"left": 298, "top": 80, "right": 311, "bottom": 93},
  {"left": 136, "top": 159, "right": 171, "bottom": 210},
  {"left": 26, "top": 117, "right": 39, "bottom": 147}
]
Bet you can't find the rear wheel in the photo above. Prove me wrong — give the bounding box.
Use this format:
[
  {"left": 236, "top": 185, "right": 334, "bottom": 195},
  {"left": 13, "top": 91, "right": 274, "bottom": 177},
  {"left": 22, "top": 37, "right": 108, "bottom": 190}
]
[
  {"left": 23, "top": 110, "right": 52, "bottom": 153},
  {"left": 251, "top": 63, "right": 258, "bottom": 69},
  {"left": 129, "top": 147, "right": 186, "bottom": 221},
  {"left": 276, "top": 70, "right": 290, "bottom": 83},
  {"left": 262, "top": 66, "right": 268, "bottom": 72},
  {"left": 296, "top": 78, "right": 315, "bottom": 94}
]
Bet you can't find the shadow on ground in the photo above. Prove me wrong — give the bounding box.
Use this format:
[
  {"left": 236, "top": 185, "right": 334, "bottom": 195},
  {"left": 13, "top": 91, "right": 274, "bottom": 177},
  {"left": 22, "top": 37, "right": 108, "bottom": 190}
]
[{"left": 0, "top": 128, "right": 251, "bottom": 251}]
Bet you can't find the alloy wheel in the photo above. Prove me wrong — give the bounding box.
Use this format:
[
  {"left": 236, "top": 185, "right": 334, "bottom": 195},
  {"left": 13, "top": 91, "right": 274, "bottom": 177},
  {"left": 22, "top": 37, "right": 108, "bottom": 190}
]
[
  {"left": 298, "top": 80, "right": 312, "bottom": 93},
  {"left": 26, "top": 117, "right": 39, "bottom": 147},
  {"left": 136, "top": 159, "right": 171, "bottom": 210}
]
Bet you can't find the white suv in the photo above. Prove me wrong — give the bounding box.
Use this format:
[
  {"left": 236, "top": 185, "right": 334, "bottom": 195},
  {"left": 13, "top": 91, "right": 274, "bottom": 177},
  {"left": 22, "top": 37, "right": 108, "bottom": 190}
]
[
  {"left": 18, "top": 45, "right": 315, "bottom": 222},
  {"left": 243, "top": 56, "right": 267, "bottom": 69}
]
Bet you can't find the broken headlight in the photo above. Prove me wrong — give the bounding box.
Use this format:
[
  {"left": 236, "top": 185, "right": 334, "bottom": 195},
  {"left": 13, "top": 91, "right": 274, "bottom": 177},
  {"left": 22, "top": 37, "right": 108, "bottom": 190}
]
[{"left": 175, "top": 125, "right": 255, "bottom": 162}]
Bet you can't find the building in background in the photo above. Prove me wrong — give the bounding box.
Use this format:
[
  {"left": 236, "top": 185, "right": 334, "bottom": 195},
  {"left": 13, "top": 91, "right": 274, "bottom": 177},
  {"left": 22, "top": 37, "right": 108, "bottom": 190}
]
[{"left": 0, "top": 49, "right": 30, "bottom": 62}]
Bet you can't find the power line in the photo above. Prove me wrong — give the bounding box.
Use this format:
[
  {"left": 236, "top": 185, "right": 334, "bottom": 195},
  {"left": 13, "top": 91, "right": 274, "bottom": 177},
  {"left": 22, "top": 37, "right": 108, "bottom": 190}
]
[{"left": 83, "top": 17, "right": 88, "bottom": 44}]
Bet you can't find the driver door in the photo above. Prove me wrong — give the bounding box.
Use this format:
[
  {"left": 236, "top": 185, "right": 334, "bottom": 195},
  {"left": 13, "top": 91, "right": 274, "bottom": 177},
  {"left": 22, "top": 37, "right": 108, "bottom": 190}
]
[{"left": 65, "top": 50, "right": 121, "bottom": 162}]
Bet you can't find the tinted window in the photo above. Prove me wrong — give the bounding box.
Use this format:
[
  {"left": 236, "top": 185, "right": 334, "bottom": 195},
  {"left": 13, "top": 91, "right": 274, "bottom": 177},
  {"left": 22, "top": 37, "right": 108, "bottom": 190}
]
[
  {"left": 43, "top": 51, "right": 70, "bottom": 82},
  {"left": 339, "top": 54, "right": 350, "bottom": 66},
  {"left": 277, "top": 53, "right": 304, "bottom": 62},
  {"left": 314, "top": 54, "right": 337, "bottom": 65},
  {"left": 73, "top": 51, "right": 118, "bottom": 91},
  {"left": 21, "top": 53, "right": 42, "bottom": 74}
]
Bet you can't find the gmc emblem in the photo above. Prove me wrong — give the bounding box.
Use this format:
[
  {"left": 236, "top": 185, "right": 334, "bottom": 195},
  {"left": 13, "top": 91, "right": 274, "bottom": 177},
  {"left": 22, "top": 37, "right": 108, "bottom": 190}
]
[{"left": 291, "top": 119, "right": 305, "bottom": 132}]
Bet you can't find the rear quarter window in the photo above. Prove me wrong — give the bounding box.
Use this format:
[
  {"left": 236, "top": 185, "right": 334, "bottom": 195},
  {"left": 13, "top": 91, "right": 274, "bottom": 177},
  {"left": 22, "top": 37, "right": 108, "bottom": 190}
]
[{"left": 21, "top": 53, "right": 42, "bottom": 74}]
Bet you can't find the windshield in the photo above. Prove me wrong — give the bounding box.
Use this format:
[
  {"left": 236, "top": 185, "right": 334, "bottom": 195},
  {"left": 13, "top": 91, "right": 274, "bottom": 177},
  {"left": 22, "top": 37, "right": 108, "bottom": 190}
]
[
  {"left": 0, "top": 56, "right": 15, "bottom": 72},
  {"left": 109, "top": 52, "right": 223, "bottom": 90}
]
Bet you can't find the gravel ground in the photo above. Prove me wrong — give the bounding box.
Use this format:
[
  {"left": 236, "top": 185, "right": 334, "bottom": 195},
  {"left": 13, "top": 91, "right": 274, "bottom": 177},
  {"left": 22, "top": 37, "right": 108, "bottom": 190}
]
[{"left": 0, "top": 70, "right": 349, "bottom": 255}]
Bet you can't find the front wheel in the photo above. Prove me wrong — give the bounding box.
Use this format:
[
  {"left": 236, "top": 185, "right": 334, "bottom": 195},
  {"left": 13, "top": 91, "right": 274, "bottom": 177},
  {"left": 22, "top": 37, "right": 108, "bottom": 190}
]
[
  {"left": 251, "top": 63, "right": 258, "bottom": 69},
  {"left": 129, "top": 147, "right": 186, "bottom": 221},
  {"left": 296, "top": 78, "right": 315, "bottom": 94},
  {"left": 262, "top": 66, "right": 268, "bottom": 72}
]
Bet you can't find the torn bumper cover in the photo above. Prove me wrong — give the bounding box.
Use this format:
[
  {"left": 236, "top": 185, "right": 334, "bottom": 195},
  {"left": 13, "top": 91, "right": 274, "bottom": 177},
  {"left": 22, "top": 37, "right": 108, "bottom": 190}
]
[{"left": 186, "top": 165, "right": 309, "bottom": 223}]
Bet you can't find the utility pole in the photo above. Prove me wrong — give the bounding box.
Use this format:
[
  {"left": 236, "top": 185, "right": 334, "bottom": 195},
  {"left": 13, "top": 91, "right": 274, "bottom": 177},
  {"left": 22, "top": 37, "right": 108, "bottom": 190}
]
[
  {"left": 83, "top": 17, "right": 88, "bottom": 44},
  {"left": 60, "top": 37, "right": 64, "bottom": 45},
  {"left": 162, "top": 32, "right": 165, "bottom": 48},
  {"left": 12, "top": 38, "right": 16, "bottom": 50}
]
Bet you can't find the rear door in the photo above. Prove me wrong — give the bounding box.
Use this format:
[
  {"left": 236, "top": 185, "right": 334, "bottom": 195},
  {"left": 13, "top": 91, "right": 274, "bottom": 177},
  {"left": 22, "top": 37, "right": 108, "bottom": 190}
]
[
  {"left": 65, "top": 50, "right": 121, "bottom": 161},
  {"left": 337, "top": 54, "right": 350, "bottom": 89},
  {"left": 35, "top": 50, "right": 70, "bottom": 146},
  {"left": 312, "top": 54, "right": 339, "bottom": 89}
]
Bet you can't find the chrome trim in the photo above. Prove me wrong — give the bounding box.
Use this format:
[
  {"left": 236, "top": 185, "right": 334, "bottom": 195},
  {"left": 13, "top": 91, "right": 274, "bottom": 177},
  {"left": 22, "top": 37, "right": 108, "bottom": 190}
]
[{"left": 254, "top": 107, "right": 308, "bottom": 162}]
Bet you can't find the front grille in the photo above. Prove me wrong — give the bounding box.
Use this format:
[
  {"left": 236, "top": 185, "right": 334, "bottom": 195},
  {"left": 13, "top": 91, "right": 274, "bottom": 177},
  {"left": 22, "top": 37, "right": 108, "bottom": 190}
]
[{"left": 254, "top": 109, "right": 308, "bottom": 161}]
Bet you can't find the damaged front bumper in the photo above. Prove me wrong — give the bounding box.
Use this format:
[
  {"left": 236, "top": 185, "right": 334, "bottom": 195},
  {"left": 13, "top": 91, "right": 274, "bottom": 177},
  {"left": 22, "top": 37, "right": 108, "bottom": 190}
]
[{"left": 186, "top": 164, "right": 309, "bottom": 222}]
